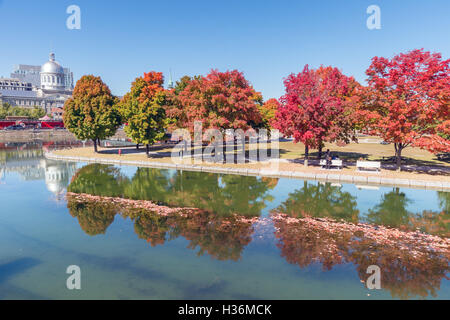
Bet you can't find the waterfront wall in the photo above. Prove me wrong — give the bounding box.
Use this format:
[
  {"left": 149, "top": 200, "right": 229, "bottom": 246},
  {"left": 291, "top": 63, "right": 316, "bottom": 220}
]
[
  {"left": 0, "top": 129, "right": 128, "bottom": 143},
  {"left": 45, "top": 152, "right": 450, "bottom": 191}
]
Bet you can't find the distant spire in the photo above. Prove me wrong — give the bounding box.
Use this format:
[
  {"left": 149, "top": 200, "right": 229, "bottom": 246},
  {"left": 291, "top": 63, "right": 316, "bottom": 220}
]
[{"left": 168, "top": 69, "right": 174, "bottom": 89}]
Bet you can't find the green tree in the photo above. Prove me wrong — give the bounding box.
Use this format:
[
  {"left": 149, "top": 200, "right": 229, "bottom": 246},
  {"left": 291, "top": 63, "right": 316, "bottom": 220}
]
[
  {"left": 276, "top": 181, "right": 360, "bottom": 222},
  {"left": 67, "top": 194, "right": 118, "bottom": 236},
  {"left": 29, "top": 107, "right": 45, "bottom": 120},
  {"left": 0, "top": 103, "right": 11, "bottom": 119},
  {"left": 119, "top": 71, "right": 169, "bottom": 156},
  {"left": 63, "top": 75, "right": 121, "bottom": 152},
  {"left": 367, "top": 188, "right": 411, "bottom": 228},
  {"left": 68, "top": 164, "right": 128, "bottom": 197}
]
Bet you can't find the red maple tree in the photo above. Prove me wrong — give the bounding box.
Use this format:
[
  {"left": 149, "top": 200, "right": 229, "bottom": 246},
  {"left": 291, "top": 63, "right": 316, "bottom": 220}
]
[
  {"left": 274, "top": 65, "right": 360, "bottom": 165},
  {"left": 165, "top": 69, "right": 263, "bottom": 135},
  {"left": 358, "top": 49, "right": 450, "bottom": 169}
]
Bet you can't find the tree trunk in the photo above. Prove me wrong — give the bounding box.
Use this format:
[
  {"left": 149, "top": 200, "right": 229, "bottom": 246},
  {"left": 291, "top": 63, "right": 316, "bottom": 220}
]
[
  {"left": 318, "top": 144, "right": 323, "bottom": 160},
  {"left": 304, "top": 145, "right": 309, "bottom": 167},
  {"left": 395, "top": 143, "right": 403, "bottom": 171},
  {"left": 233, "top": 137, "right": 238, "bottom": 164},
  {"left": 136, "top": 144, "right": 139, "bottom": 150},
  {"left": 146, "top": 144, "right": 150, "bottom": 156},
  {"left": 93, "top": 139, "right": 98, "bottom": 153}
]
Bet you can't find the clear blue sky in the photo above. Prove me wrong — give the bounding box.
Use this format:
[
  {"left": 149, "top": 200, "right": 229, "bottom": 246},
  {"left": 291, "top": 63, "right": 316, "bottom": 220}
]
[{"left": 1, "top": 0, "right": 449, "bottom": 99}]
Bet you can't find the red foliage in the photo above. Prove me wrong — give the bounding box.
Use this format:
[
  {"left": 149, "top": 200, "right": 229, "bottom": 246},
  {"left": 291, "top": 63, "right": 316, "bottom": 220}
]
[
  {"left": 358, "top": 49, "right": 450, "bottom": 153},
  {"left": 140, "top": 71, "right": 165, "bottom": 102},
  {"left": 274, "top": 65, "right": 359, "bottom": 149},
  {"left": 166, "top": 69, "right": 263, "bottom": 133}
]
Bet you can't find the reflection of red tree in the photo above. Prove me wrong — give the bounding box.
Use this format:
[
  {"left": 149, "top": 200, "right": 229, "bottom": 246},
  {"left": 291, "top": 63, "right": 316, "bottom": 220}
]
[
  {"left": 272, "top": 212, "right": 450, "bottom": 299},
  {"left": 126, "top": 209, "right": 255, "bottom": 261},
  {"left": 176, "top": 211, "right": 254, "bottom": 261},
  {"left": 129, "top": 208, "right": 169, "bottom": 247},
  {"left": 408, "top": 210, "right": 450, "bottom": 238},
  {"left": 261, "top": 177, "right": 279, "bottom": 190},
  {"left": 274, "top": 215, "right": 349, "bottom": 270},
  {"left": 350, "top": 239, "right": 449, "bottom": 299},
  {"left": 68, "top": 192, "right": 256, "bottom": 261}
]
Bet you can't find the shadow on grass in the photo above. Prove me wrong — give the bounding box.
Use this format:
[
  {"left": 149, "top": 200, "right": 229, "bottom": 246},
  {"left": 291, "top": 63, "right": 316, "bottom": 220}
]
[{"left": 94, "top": 144, "right": 450, "bottom": 176}]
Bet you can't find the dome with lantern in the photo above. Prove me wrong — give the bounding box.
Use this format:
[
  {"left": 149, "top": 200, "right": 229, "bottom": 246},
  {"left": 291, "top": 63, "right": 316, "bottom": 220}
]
[{"left": 40, "top": 53, "right": 65, "bottom": 91}]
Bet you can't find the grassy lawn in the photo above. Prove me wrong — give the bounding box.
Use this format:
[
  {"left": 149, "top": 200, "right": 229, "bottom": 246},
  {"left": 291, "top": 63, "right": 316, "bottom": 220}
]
[{"left": 277, "top": 138, "right": 449, "bottom": 167}]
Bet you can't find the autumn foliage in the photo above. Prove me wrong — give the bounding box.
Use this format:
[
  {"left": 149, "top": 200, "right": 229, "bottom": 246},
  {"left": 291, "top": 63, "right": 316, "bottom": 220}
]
[
  {"left": 274, "top": 65, "right": 360, "bottom": 161},
  {"left": 165, "top": 69, "right": 263, "bottom": 134},
  {"left": 259, "top": 98, "right": 280, "bottom": 129},
  {"left": 67, "top": 48, "right": 449, "bottom": 166},
  {"left": 119, "top": 71, "right": 169, "bottom": 155},
  {"left": 63, "top": 75, "right": 120, "bottom": 152},
  {"left": 357, "top": 49, "right": 450, "bottom": 168}
]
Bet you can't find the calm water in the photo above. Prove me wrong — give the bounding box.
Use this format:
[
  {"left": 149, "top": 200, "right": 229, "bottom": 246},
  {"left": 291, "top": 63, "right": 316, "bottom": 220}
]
[{"left": 0, "top": 142, "right": 449, "bottom": 300}]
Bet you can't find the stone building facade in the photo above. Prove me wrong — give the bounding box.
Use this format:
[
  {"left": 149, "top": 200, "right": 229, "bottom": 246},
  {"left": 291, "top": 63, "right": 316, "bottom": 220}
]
[{"left": 0, "top": 53, "right": 73, "bottom": 114}]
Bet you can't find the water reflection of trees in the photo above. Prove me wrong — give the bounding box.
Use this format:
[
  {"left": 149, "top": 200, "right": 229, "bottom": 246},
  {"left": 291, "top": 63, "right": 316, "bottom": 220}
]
[
  {"left": 66, "top": 163, "right": 279, "bottom": 259},
  {"left": 368, "top": 188, "right": 450, "bottom": 237},
  {"left": 125, "top": 207, "right": 254, "bottom": 261},
  {"left": 68, "top": 164, "right": 128, "bottom": 197},
  {"left": 277, "top": 181, "right": 359, "bottom": 222},
  {"left": 67, "top": 196, "right": 117, "bottom": 236},
  {"left": 66, "top": 194, "right": 255, "bottom": 261},
  {"left": 272, "top": 215, "right": 449, "bottom": 299},
  {"left": 278, "top": 182, "right": 449, "bottom": 237},
  {"left": 273, "top": 182, "right": 450, "bottom": 299},
  {"left": 66, "top": 165, "right": 450, "bottom": 298},
  {"left": 69, "top": 164, "right": 277, "bottom": 216}
]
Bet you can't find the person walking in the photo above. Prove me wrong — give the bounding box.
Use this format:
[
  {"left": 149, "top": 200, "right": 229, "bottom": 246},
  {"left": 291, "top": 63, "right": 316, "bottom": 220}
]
[{"left": 325, "top": 149, "right": 331, "bottom": 169}]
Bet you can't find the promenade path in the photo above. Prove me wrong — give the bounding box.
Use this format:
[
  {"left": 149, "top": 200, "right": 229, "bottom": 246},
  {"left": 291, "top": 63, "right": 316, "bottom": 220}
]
[{"left": 47, "top": 146, "right": 450, "bottom": 191}]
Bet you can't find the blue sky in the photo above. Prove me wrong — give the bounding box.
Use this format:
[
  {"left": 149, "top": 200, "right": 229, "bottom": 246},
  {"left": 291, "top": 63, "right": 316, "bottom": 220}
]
[{"left": 1, "top": 0, "right": 449, "bottom": 99}]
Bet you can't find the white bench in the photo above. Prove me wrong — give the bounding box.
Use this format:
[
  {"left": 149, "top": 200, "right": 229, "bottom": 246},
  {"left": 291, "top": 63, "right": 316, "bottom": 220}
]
[
  {"left": 320, "top": 159, "right": 343, "bottom": 169},
  {"left": 357, "top": 161, "right": 381, "bottom": 172}
]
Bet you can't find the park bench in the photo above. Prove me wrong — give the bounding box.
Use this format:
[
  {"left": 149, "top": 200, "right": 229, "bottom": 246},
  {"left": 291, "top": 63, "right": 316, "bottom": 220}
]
[
  {"left": 356, "top": 160, "right": 381, "bottom": 172},
  {"left": 437, "top": 153, "right": 450, "bottom": 161},
  {"left": 320, "top": 159, "right": 343, "bottom": 170}
]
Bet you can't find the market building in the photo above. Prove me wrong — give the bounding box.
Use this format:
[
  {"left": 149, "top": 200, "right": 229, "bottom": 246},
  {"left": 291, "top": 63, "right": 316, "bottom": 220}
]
[{"left": 0, "top": 53, "right": 73, "bottom": 113}]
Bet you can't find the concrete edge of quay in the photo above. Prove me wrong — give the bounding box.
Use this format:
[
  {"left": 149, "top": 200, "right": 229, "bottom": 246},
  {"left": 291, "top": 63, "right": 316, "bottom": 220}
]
[{"left": 44, "top": 152, "right": 450, "bottom": 192}]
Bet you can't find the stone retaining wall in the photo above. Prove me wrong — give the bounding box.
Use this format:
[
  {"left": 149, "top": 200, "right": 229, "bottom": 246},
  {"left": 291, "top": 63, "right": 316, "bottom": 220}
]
[
  {"left": 0, "top": 129, "right": 127, "bottom": 142},
  {"left": 45, "top": 152, "right": 450, "bottom": 191}
]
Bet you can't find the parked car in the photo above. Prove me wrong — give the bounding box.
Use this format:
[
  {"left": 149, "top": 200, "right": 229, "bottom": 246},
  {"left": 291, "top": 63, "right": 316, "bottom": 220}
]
[
  {"left": 380, "top": 141, "right": 390, "bottom": 145},
  {"left": 5, "top": 125, "right": 25, "bottom": 130}
]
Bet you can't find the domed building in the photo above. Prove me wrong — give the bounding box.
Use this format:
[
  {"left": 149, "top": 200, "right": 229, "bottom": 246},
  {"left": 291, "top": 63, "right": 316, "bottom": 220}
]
[
  {"left": 0, "top": 52, "right": 74, "bottom": 115},
  {"left": 40, "top": 53, "right": 66, "bottom": 92}
]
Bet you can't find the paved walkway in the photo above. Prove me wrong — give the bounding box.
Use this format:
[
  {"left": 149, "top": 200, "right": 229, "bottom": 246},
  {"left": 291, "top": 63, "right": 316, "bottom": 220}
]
[{"left": 45, "top": 152, "right": 450, "bottom": 191}]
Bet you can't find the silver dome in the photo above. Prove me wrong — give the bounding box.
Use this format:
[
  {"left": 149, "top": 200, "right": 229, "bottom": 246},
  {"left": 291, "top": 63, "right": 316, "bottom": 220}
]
[{"left": 41, "top": 53, "right": 64, "bottom": 74}]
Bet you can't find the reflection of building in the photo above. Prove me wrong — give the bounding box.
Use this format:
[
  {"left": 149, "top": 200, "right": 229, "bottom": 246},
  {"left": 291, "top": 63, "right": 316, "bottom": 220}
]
[
  {"left": 1, "top": 144, "right": 76, "bottom": 195},
  {"left": 41, "top": 159, "right": 75, "bottom": 196},
  {"left": 0, "top": 53, "right": 73, "bottom": 113}
]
